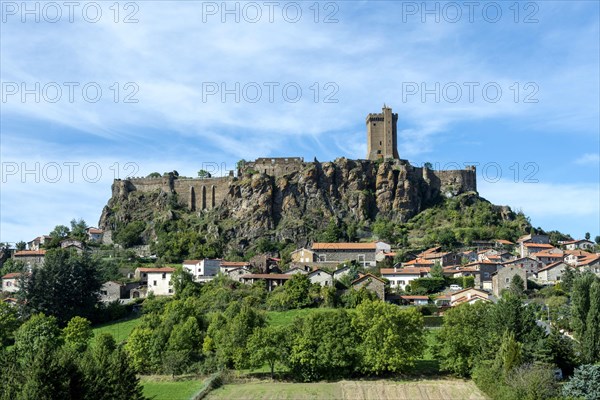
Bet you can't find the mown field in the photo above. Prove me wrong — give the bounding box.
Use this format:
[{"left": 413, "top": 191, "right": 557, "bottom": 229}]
[
  {"left": 206, "top": 379, "right": 487, "bottom": 400},
  {"left": 92, "top": 316, "right": 142, "bottom": 344},
  {"left": 140, "top": 376, "right": 206, "bottom": 400}
]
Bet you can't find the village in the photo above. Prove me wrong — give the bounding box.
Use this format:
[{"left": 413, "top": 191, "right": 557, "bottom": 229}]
[{"left": 3, "top": 228, "right": 599, "bottom": 310}]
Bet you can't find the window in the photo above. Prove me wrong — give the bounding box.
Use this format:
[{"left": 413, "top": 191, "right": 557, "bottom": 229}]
[
  {"left": 153, "top": 280, "right": 157, "bottom": 286},
  {"left": 505, "top": 278, "right": 510, "bottom": 283},
  {"left": 484, "top": 272, "right": 490, "bottom": 278},
  {"left": 162, "top": 273, "right": 166, "bottom": 279},
  {"left": 100, "top": 290, "right": 107, "bottom": 295},
  {"left": 168, "top": 288, "right": 173, "bottom": 294},
  {"left": 6, "top": 282, "right": 11, "bottom": 287},
  {"left": 319, "top": 255, "right": 326, "bottom": 262},
  {"left": 400, "top": 280, "right": 405, "bottom": 285}
]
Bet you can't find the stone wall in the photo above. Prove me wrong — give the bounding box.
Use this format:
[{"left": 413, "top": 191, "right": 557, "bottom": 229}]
[{"left": 240, "top": 157, "right": 305, "bottom": 177}]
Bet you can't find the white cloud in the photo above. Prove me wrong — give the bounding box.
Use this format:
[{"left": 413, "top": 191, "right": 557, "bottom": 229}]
[{"left": 574, "top": 153, "right": 600, "bottom": 165}]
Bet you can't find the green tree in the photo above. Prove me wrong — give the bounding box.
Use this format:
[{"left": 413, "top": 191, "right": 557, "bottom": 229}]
[
  {"left": 318, "top": 218, "right": 344, "bottom": 243},
  {"left": 581, "top": 279, "right": 600, "bottom": 363},
  {"left": 595, "top": 235, "right": 600, "bottom": 245},
  {"left": 247, "top": 325, "right": 288, "bottom": 378},
  {"left": 147, "top": 172, "right": 161, "bottom": 178},
  {"left": 70, "top": 218, "right": 88, "bottom": 241},
  {"left": 435, "top": 301, "right": 493, "bottom": 376},
  {"left": 561, "top": 266, "right": 576, "bottom": 293},
  {"left": 170, "top": 265, "right": 201, "bottom": 299},
  {"left": 430, "top": 262, "right": 443, "bottom": 279},
  {"left": 352, "top": 300, "right": 424, "bottom": 374},
  {"left": 20, "top": 249, "right": 102, "bottom": 325},
  {"left": 0, "top": 301, "right": 19, "bottom": 347},
  {"left": 508, "top": 274, "right": 526, "bottom": 297},
  {"left": 197, "top": 169, "right": 210, "bottom": 178},
  {"left": 124, "top": 327, "right": 155, "bottom": 373},
  {"left": 282, "top": 274, "right": 312, "bottom": 309},
  {"left": 14, "top": 314, "right": 62, "bottom": 366},
  {"left": 63, "top": 316, "right": 93, "bottom": 352},
  {"left": 496, "top": 330, "right": 522, "bottom": 377},
  {"left": 48, "top": 224, "right": 70, "bottom": 247},
  {"left": 15, "top": 241, "right": 27, "bottom": 251},
  {"left": 571, "top": 273, "right": 597, "bottom": 339},
  {"left": 287, "top": 310, "right": 358, "bottom": 381},
  {"left": 114, "top": 221, "right": 145, "bottom": 248},
  {"left": 562, "top": 364, "right": 600, "bottom": 400},
  {"left": 585, "top": 232, "right": 591, "bottom": 240},
  {"left": 546, "top": 328, "right": 577, "bottom": 377}
]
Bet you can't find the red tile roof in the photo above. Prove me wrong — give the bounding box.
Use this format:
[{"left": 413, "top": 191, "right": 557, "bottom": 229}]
[
  {"left": 380, "top": 267, "right": 430, "bottom": 275},
  {"left": 14, "top": 250, "right": 46, "bottom": 256},
  {"left": 495, "top": 239, "right": 515, "bottom": 245},
  {"left": 523, "top": 243, "right": 555, "bottom": 249},
  {"left": 241, "top": 274, "right": 292, "bottom": 279},
  {"left": 2, "top": 272, "right": 25, "bottom": 279},
  {"left": 400, "top": 295, "right": 429, "bottom": 300},
  {"left": 136, "top": 267, "right": 175, "bottom": 273},
  {"left": 351, "top": 273, "right": 385, "bottom": 285},
  {"left": 537, "top": 262, "right": 567, "bottom": 273}
]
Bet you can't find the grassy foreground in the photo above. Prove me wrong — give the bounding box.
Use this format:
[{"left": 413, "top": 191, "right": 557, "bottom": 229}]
[
  {"left": 206, "top": 379, "right": 487, "bottom": 400},
  {"left": 92, "top": 317, "right": 142, "bottom": 344},
  {"left": 140, "top": 376, "right": 206, "bottom": 400}
]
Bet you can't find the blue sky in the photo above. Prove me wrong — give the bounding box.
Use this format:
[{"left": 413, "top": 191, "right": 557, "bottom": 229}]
[{"left": 1, "top": 1, "right": 599, "bottom": 244}]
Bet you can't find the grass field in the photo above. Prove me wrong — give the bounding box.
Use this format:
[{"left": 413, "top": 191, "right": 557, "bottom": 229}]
[
  {"left": 141, "top": 376, "right": 206, "bottom": 400},
  {"left": 92, "top": 317, "right": 142, "bottom": 344},
  {"left": 266, "top": 307, "right": 342, "bottom": 327},
  {"left": 206, "top": 379, "right": 487, "bottom": 400}
]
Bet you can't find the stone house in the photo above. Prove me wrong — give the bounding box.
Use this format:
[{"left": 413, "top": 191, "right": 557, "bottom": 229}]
[
  {"left": 562, "top": 239, "right": 595, "bottom": 251},
  {"left": 219, "top": 261, "right": 251, "bottom": 274},
  {"left": 351, "top": 273, "right": 385, "bottom": 300},
  {"left": 13, "top": 249, "right": 46, "bottom": 268},
  {"left": 536, "top": 262, "right": 569, "bottom": 285},
  {"left": 307, "top": 269, "right": 333, "bottom": 287},
  {"left": 240, "top": 273, "right": 291, "bottom": 291},
  {"left": 450, "top": 288, "right": 491, "bottom": 307},
  {"left": 223, "top": 267, "right": 252, "bottom": 282},
  {"left": 249, "top": 254, "right": 280, "bottom": 274},
  {"left": 492, "top": 266, "right": 527, "bottom": 297},
  {"left": 521, "top": 243, "right": 555, "bottom": 258},
  {"left": 421, "top": 251, "right": 461, "bottom": 267},
  {"left": 290, "top": 248, "right": 316, "bottom": 263},
  {"left": 2, "top": 272, "right": 25, "bottom": 293},
  {"left": 577, "top": 255, "right": 600, "bottom": 276},
  {"left": 402, "top": 258, "right": 435, "bottom": 268},
  {"left": 182, "top": 259, "right": 220, "bottom": 283},
  {"left": 99, "top": 281, "right": 141, "bottom": 302},
  {"left": 27, "top": 235, "right": 51, "bottom": 251},
  {"left": 564, "top": 250, "right": 594, "bottom": 266},
  {"left": 380, "top": 267, "right": 429, "bottom": 291},
  {"left": 310, "top": 242, "right": 390, "bottom": 268},
  {"left": 332, "top": 265, "right": 352, "bottom": 280},
  {"left": 86, "top": 228, "right": 104, "bottom": 242},
  {"left": 462, "top": 261, "right": 501, "bottom": 291},
  {"left": 534, "top": 249, "right": 565, "bottom": 266},
  {"left": 60, "top": 239, "right": 85, "bottom": 253},
  {"left": 503, "top": 257, "right": 542, "bottom": 277}
]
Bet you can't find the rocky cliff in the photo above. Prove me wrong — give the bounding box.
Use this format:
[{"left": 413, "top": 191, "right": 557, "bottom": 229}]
[{"left": 99, "top": 158, "right": 480, "bottom": 253}]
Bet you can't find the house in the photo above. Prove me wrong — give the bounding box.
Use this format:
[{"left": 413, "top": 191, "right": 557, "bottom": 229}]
[
  {"left": 561, "top": 239, "right": 595, "bottom": 251},
  {"left": 421, "top": 251, "right": 461, "bottom": 266},
  {"left": 86, "top": 227, "right": 104, "bottom": 242},
  {"left": 182, "top": 259, "right": 220, "bottom": 283},
  {"left": 219, "top": 260, "right": 251, "bottom": 274},
  {"left": 434, "top": 294, "right": 451, "bottom": 307},
  {"left": 503, "top": 257, "right": 542, "bottom": 276},
  {"left": 494, "top": 239, "right": 515, "bottom": 249},
  {"left": 375, "top": 251, "right": 396, "bottom": 263},
  {"left": 450, "top": 288, "right": 491, "bottom": 307},
  {"left": 564, "top": 249, "right": 594, "bottom": 266},
  {"left": 240, "top": 273, "right": 292, "bottom": 291},
  {"left": 27, "top": 235, "right": 51, "bottom": 251},
  {"left": 290, "top": 248, "right": 316, "bottom": 263},
  {"left": 351, "top": 273, "right": 385, "bottom": 300},
  {"left": 145, "top": 268, "right": 175, "bottom": 296},
  {"left": 402, "top": 258, "right": 435, "bottom": 268},
  {"left": 307, "top": 269, "right": 333, "bottom": 287},
  {"left": 461, "top": 250, "right": 478, "bottom": 263},
  {"left": 285, "top": 266, "right": 310, "bottom": 275},
  {"left": 536, "top": 262, "right": 569, "bottom": 284},
  {"left": 99, "top": 281, "right": 124, "bottom": 302},
  {"left": 492, "top": 266, "right": 527, "bottom": 297},
  {"left": 534, "top": 249, "right": 565, "bottom": 266},
  {"left": 461, "top": 261, "right": 501, "bottom": 291},
  {"left": 223, "top": 267, "right": 252, "bottom": 282},
  {"left": 517, "top": 234, "right": 550, "bottom": 257},
  {"left": 2, "top": 272, "right": 25, "bottom": 293},
  {"left": 380, "top": 266, "right": 430, "bottom": 291},
  {"left": 60, "top": 239, "right": 85, "bottom": 253},
  {"left": 99, "top": 281, "right": 141, "bottom": 302},
  {"left": 332, "top": 265, "right": 352, "bottom": 280},
  {"left": 400, "top": 295, "right": 430, "bottom": 306},
  {"left": 13, "top": 249, "right": 46, "bottom": 267},
  {"left": 521, "top": 243, "right": 556, "bottom": 258},
  {"left": 310, "top": 242, "right": 390, "bottom": 267},
  {"left": 577, "top": 255, "right": 600, "bottom": 276},
  {"left": 249, "top": 254, "right": 280, "bottom": 273}
]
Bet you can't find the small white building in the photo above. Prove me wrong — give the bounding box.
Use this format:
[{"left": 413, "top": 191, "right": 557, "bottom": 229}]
[
  {"left": 219, "top": 261, "right": 251, "bottom": 274},
  {"left": 562, "top": 239, "right": 595, "bottom": 251},
  {"left": 307, "top": 269, "right": 333, "bottom": 287},
  {"left": 86, "top": 227, "right": 104, "bottom": 242},
  {"left": 182, "top": 259, "right": 220, "bottom": 283},
  {"left": 380, "top": 266, "right": 429, "bottom": 291},
  {"left": 223, "top": 267, "right": 252, "bottom": 282},
  {"left": 146, "top": 268, "right": 175, "bottom": 296},
  {"left": 290, "top": 248, "right": 316, "bottom": 263},
  {"left": 2, "top": 272, "right": 24, "bottom": 293},
  {"left": 450, "top": 288, "right": 491, "bottom": 307}
]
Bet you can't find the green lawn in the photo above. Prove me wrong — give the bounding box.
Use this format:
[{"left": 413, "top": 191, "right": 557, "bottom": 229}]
[
  {"left": 266, "top": 308, "right": 339, "bottom": 327},
  {"left": 92, "top": 317, "right": 142, "bottom": 344},
  {"left": 141, "top": 377, "right": 206, "bottom": 400}
]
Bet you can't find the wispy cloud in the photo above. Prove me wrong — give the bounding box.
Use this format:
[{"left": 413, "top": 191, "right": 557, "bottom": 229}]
[{"left": 574, "top": 153, "right": 600, "bottom": 166}]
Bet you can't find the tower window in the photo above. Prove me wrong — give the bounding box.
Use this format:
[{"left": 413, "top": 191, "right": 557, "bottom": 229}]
[{"left": 380, "top": 141, "right": 382, "bottom": 145}]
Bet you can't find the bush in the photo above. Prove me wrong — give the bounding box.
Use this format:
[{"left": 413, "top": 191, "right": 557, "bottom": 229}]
[{"left": 562, "top": 364, "right": 600, "bottom": 400}]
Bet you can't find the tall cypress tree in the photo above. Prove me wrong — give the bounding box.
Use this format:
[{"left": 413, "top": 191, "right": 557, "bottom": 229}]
[{"left": 582, "top": 280, "right": 600, "bottom": 363}]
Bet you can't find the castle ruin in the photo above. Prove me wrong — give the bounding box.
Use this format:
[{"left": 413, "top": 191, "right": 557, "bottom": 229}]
[{"left": 111, "top": 106, "right": 477, "bottom": 213}]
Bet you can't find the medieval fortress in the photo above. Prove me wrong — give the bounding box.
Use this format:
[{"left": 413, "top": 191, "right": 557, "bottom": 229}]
[{"left": 115, "top": 106, "right": 477, "bottom": 211}]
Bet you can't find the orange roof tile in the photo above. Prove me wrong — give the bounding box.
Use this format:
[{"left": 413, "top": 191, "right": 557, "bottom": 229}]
[
  {"left": 137, "top": 267, "right": 175, "bottom": 273},
  {"left": 14, "top": 250, "right": 46, "bottom": 256}
]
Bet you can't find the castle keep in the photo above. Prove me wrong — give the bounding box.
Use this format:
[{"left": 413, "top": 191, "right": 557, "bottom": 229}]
[
  {"left": 109, "top": 106, "right": 477, "bottom": 213},
  {"left": 366, "top": 105, "right": 399, "bottom": 160}
]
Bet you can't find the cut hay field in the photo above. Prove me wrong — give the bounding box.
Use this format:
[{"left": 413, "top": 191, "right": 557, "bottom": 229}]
[{"left": 206, "top": 379, "right": 487, "bottom": 400}]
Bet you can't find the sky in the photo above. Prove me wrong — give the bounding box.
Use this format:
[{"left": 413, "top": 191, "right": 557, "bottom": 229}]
[{"left": 1, "top": 0, "right": 599, "bottom": 244}]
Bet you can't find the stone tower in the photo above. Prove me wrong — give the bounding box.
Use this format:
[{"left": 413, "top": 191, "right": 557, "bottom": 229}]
[{"left": 366, "top": 105, "right": 399, "bottom": 160}]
